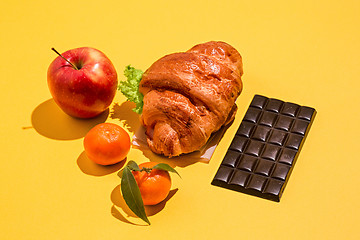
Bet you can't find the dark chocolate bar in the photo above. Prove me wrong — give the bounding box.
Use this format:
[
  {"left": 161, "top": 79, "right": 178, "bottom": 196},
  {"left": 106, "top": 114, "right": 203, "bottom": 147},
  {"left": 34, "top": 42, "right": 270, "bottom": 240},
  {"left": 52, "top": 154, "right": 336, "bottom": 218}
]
[{"left": 211, "top": 95, "right": 316, "bottom": 202}]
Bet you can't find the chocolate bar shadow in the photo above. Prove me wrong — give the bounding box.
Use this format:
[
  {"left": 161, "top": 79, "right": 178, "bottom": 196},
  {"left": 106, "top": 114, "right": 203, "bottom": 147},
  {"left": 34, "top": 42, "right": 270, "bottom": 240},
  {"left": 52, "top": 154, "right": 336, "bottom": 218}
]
[
  {"left": 110, "top": 101, "right": 141, "bottom": 134},
  {"left": 31, "top": 98, "right": 108, "bottom": 140},
  {"left": 110, "top": 184, "right": 178, "bottom": 224},
  {"left": 77, "top": 151, "right": 125, "bottom": 176}
]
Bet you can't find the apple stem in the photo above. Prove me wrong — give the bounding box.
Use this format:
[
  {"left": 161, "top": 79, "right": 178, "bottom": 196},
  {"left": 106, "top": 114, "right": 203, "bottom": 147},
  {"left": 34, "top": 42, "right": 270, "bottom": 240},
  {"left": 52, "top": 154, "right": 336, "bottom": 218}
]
[{"left": 51, "top": 48, "right": 79, "bottom": 70}]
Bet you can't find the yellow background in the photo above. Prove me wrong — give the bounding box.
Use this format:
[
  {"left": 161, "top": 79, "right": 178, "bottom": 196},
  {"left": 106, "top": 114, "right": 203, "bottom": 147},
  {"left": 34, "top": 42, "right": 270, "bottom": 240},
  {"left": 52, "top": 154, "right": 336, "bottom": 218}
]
[{"left": 1, "top": 0, "right": 359, "bottom": 239}]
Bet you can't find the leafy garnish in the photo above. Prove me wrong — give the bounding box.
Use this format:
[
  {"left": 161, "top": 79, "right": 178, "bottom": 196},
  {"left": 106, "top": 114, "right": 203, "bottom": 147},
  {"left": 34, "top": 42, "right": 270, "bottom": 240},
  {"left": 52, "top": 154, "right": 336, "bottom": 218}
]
[
  {"left": 120, "top": 164, "right": 150, "bottom": 225},
  {"left": 118, "top": 65, "right": 144, "bottom": 114}
]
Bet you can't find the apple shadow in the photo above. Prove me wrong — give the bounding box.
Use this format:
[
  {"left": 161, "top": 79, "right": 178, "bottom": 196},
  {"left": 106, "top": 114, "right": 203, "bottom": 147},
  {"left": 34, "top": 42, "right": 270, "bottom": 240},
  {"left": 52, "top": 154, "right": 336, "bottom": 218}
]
[
  {"left": 110, "top": 184, "right": 178, "bottom": 225},
  {"left": 31, "top": 99, "right": 108, "bottom": 140},
  {"left": 110, "top": 101, "right": 141, "bottom": 134},
  {"left": 77, "top": 151, "right": 125, "bottom": 176}
]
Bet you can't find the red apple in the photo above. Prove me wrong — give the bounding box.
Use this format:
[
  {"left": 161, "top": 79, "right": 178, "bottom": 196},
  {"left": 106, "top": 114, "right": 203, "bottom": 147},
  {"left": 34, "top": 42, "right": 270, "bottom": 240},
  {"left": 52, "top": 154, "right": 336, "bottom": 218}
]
[{"left": 47, "top": 47, "right": 118, "bottom": 118}]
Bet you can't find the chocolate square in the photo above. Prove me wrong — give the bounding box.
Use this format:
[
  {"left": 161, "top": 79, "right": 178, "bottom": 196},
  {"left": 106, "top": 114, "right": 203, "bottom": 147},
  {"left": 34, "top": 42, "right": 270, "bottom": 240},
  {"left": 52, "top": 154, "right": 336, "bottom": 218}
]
[
  {"left": 243, "top": 108, "right": 262, "bottom": 123},
  {"left": 236, "top": 121, "right": 255, "bottom": 138},
  {"left": 229, "top": 170, "right": 251, "bottom": 187},
  {"left": 222, "top": 150, "right": 241, "bottom": 168},
  {"left": 252, "top": 125, "right": 271, "bottom": 142},
  {"left": 265, "top": 99, "right": 283, "bottom": 113},
  {"left": 274, "top": 115, "right": 294, "bottom": 131},
  {"left": 280, "top": 102, "right": 300, "bottom": 117},
  {"left": 278, "top": 148, "right": 298, "bottom": 165},
  {"left": 254, "top": 159, "right": 275, "bottom": 177},
  {"left": 268, "top": 129, "right": 287, "bottom": 146},
  {"left": 259, "top": 111, "right": 278, "bottom": 127},
  {"left": 229, "top": 136, "right": 248, "bottom": 152},
  {"left": 291, "top": 119, "right": 309, "bottom": 135},
  {"left": 247, "top": 175, "right": 267, "bottom": 191},
  {"left": 261, "top": 144, "right": 281, "bottom": 161},
  {"left": 237, "top": 155, "right": 258, "bottom": 172},
  {"left": 271, "top": 163, "right": 291, "bottom": 181},
  {"left": 244, "top": 140, "right": 264, "bottom": 157},
  {"left": 250, "top": 95, "right": 267, "bottom": 109}
]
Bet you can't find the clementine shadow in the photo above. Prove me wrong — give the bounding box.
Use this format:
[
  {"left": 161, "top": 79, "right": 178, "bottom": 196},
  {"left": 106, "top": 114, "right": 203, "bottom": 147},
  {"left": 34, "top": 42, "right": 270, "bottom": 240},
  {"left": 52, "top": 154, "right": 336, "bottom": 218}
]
[
  {"left": 110, "top": 102, "right": 141, "bottom": 133},
  {"left": 110, "top": 184, "right": 178, "bottom": 224},
  {"left": 31, "top": 98, "right": 108, "bottom": 140},
  {"left": 77, "top": 151, "right": 125, "bottom": 176}
]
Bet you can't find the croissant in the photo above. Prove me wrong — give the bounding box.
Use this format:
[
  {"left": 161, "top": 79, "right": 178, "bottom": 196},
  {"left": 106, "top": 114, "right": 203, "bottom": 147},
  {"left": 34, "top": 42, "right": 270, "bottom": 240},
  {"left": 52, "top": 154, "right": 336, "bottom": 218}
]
[{"left": 139, "top": 41, "right": 243, "bottom": 157}]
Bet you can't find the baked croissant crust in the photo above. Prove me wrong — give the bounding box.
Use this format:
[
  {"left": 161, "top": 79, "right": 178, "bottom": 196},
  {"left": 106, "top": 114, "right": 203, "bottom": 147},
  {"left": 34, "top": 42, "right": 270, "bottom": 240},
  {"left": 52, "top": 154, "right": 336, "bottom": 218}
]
[{"left": 139, "top": 41, "right": 243, "bottom": 157}]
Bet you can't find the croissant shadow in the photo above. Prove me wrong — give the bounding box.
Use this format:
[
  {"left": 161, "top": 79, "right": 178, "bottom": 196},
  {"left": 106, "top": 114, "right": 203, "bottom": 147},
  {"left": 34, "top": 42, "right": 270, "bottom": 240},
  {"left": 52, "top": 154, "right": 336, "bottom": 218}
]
[
  {"left": 132, "top": 145, "right": 200, "bottom": 168},
  {"left": 31, "top": 98, "right": 108, "bottom": 140},
  {"left": 110, "top": 184, "right": 178, "bottom": 225}
]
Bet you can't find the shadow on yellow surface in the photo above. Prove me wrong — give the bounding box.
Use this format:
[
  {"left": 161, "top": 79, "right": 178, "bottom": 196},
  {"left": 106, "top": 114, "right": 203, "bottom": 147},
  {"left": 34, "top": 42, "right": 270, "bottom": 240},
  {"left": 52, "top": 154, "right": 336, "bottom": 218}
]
[
  {"left": 110, "top": 101, "right": 141, "bottom": 133},
  {"left": 77, "top": 151, "right": 125, "bottom": 176},
  {"left": 110, "top": 184, "right": 178, "bottom": 225},
  {"left": 138, "top": 149, "right": 201, "bottom": 168},
  {"left": 31, "top": 99, "right": 108, "bottom": 140}
]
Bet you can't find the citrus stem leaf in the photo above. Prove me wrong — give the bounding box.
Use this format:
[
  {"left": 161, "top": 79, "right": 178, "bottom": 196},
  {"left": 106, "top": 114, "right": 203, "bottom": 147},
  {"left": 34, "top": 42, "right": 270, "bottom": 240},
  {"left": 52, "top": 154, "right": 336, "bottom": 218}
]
[
  {"left": 120, "top": 166, "right": 150, "bottom": 225},
  {"left": 127, "top": 160, "right": 141, "bottom": 171},
  {"left": 153, "top": 163, "right": 181, "bottom": 178}
]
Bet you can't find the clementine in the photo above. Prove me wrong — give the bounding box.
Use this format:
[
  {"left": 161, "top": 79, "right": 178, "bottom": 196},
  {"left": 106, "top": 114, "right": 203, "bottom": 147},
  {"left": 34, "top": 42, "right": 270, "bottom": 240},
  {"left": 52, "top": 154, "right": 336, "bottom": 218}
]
[
  {"left": 83, "top": 123, "right": 130, "bottom": 165},
  {"left": 132, "top": 162, "right": 171, "bottom": 205}
]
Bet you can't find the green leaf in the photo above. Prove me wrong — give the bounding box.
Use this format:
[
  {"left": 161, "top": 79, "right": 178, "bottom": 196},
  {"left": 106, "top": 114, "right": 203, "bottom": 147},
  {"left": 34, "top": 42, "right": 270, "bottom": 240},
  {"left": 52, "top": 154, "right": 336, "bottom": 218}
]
[
  {"left": 120, "top": 166, "right": 150, "bottom": 225},
  {"left": 153, "top": 163, "right": 181, "bottom": 178},
  {"left": 127, "top": 160, "right": 141, "bottom": 171},
  {"left": 118, "top": 65, "right": 144, "bottom": 114},
  {"left": 117, "top": 169, "right": 123, "bottom": 178}
]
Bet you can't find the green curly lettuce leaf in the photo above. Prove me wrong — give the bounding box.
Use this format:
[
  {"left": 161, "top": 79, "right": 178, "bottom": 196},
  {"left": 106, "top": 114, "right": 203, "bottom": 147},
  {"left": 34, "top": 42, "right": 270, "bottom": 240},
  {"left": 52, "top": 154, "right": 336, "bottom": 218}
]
[{"left": 118, "top": 65, "right": 144, "bottom": 114}]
